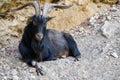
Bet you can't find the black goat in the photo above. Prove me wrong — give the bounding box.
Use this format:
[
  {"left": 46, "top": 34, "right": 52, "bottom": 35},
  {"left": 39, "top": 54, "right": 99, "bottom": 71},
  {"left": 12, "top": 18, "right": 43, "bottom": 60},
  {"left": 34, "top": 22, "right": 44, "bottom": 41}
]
[{"left": 9, "top": 1, "right": 81, "bottom": 75}]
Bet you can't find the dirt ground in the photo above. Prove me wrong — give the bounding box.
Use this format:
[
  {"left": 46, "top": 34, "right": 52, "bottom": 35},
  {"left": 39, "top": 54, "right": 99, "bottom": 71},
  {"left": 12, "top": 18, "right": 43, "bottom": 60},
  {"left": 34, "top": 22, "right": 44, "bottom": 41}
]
[{"left": 0, "top": 0, "right": 120, "bottom": 80}]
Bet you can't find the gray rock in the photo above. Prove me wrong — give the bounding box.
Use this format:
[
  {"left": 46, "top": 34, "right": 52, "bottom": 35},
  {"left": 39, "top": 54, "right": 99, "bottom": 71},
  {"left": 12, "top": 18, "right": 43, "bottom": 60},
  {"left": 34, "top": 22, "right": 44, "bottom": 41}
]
[
  {"left": 111, "top": 52, "right": 119, "bottom": 58},
  {"left": 30, "top": 75, "right": 36, "bottom": 79},
  {"left": 11, "top": 69, "right": 18, "bottom": 75},
  {"left": 13, "top": 75, "right": 19, "bottom": 80},
  {"left": 101, "top": 21, "right": 120, "bottom": 38},
  {"left": 106, "top": 16, "right": 112, "bottom": 20}
]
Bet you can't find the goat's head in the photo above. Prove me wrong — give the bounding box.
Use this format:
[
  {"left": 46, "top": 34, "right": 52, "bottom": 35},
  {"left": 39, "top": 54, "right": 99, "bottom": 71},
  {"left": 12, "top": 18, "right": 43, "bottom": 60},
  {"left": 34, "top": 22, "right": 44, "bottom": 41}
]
[
  {"left": 27, "top": 15, "right": 47, "bottom": 41},
  {"left": 8, "top": 1, "right": 72, "bottom": 41}
]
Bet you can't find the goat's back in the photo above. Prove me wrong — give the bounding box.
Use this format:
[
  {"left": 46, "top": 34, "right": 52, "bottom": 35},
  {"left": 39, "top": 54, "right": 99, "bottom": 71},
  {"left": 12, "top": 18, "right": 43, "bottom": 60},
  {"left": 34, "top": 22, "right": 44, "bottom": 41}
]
[
  {"left": 47, "top": 29, "right": 68, "bottom": 49},
  {"left": 47, "top": 29, "right": 69, "bottom": 57}
]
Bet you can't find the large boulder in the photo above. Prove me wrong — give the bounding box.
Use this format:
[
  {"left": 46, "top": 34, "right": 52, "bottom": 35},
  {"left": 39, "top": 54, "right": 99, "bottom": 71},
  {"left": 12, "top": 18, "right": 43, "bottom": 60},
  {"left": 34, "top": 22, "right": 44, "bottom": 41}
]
[{"left": 101, "top": 21, "right": 120, "bottom": 38}]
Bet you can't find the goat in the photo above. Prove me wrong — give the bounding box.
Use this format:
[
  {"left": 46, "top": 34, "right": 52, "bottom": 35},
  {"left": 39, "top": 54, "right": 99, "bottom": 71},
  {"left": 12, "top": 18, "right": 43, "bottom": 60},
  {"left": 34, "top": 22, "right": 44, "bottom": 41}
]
[{"left": 8, "top": 1, "right": 81, "bottom": 75}]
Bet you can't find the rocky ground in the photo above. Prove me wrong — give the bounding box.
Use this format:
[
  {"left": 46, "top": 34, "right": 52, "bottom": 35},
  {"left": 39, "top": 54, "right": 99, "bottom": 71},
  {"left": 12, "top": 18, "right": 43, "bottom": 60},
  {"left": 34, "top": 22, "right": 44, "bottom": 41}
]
[{"left": 0, "top": 1, "right": 120, "bottom": 80}]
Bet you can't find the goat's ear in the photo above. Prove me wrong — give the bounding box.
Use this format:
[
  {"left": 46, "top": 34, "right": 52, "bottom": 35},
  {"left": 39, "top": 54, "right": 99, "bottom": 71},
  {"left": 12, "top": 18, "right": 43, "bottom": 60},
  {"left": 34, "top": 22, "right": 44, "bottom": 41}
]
[
  {"left": 27, "top": 18, "right": 33, "bottom": 24},
  {"left": 47, "top": 16, "right": 55, "bottom": 22}
]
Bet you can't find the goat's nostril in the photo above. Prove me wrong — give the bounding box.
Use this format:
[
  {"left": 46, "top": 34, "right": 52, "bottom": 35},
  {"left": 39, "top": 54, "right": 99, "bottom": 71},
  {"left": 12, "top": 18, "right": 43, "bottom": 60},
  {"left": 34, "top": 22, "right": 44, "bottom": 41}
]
[{"left": 35, "top": 33, "right": 43, "bottom": 41}]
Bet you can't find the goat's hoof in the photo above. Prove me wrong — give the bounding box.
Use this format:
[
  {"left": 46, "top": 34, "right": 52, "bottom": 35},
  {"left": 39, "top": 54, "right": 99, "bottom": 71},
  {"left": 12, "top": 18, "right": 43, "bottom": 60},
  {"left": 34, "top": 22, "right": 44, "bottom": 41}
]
[
  {"left": 74, "top": 58, "right": 79, "bottom": 61},
  {"left": 74, "top": 56, "right": 81, "bottom": 61},
  {"left": 36, "top": 67, "right": 45, "bottom": 76},
  {"left": 36, "top": 66, "right": 46, "bottom": 76}
]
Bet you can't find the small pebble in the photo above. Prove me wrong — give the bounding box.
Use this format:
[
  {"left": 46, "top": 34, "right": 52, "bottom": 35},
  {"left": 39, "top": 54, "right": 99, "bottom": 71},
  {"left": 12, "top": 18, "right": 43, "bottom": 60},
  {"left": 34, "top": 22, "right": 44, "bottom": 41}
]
[
  {"left": 29, "top": 68, "right": 36, "bottom": 73},
  {"left": 1, "top": 48, "right": 5, "bottom": 52},
  {"left": 111, "top": 52, "right": 119, "bottom": 58},
  {"left": 119, "top": 20, "right": 120, "bottom": 23},
  {"left": 13, "top": 75, "right": 19, "bottom": 80},
  {"left": 22, "top": 63, "right": 27, "bottom": 67},
  {"left": 107, "top": 16, "right": 112, "bottom": 20},
  {"left": 65, "top": 60, "right": 70, "bottom": 64},
  {"left": 16, "top": 67, "right": 22, "bottom": 71},
  {"left": 11, "top": 69, "right": 18, "bottom": 75},
  {"left": 31, "top": 75, "right": 36, "bottom": 79}
]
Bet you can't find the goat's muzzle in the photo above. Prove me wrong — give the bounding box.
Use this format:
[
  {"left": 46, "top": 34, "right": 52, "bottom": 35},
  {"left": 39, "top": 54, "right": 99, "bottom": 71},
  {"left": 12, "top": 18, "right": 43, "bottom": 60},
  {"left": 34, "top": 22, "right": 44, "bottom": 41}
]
[{"left": 35, "top": 33, "right": 43, "bottom": 41}]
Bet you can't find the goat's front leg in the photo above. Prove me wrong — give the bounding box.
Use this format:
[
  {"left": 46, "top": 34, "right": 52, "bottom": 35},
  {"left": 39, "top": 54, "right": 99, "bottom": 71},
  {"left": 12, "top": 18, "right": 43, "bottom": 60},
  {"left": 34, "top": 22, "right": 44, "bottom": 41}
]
[
  {"left": 34, "top": 53, "right": 45, "bottom": 76},
  {"left": 19, "top": 42, "right": 45, "bottom": 75}
]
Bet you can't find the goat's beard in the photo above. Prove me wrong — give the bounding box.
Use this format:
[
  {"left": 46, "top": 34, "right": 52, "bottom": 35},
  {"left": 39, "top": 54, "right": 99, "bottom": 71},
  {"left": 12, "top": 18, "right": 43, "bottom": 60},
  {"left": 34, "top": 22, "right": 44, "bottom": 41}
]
[{"left": 31, "top": 38, "right": 44, "bottom": 61}]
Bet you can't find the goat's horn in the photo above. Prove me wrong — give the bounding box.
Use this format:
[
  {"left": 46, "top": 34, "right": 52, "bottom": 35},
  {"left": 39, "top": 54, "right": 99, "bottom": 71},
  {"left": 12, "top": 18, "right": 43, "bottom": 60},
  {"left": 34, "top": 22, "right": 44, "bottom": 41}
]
[
  {"left": 8, "top": 1, "right": 40, "bottom": 15},
  {"left": 42, "top": 3, "right": 73, "bottom": 17}
]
